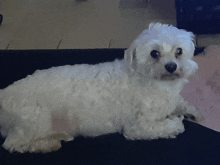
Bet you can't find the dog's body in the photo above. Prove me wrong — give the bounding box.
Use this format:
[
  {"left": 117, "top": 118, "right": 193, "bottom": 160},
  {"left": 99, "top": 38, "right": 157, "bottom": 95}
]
[{"left": 0, "top": 23, "right": 198, "bottom": 153}]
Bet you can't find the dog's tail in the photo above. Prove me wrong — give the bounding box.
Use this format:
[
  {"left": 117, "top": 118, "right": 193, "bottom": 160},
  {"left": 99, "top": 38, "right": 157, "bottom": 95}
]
[
  {"left": 0, "top": 98, "right": 19, "bottom": 138},
  {"left": 0, "top": 91, "right": 8, "bottom": 138},
  {"left": 0, "top": 91, "right": 1, "bottom": 108},
  {"left": 0, "top": 91, "right": 2, "bottom": 111},
  {"left": 0, "top": 93, "right": 4, "bottom": 137}
]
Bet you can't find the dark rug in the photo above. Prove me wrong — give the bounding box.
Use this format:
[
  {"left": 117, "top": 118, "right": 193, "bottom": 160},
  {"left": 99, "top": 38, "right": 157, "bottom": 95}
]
[{"left": 0, "top": 49, "right": 219, "bottom": 165}]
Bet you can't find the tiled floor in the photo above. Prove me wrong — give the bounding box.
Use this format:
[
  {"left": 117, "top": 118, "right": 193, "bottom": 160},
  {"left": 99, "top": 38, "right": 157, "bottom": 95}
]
[
  {"left": 1, "top": 0, "right": 220, "bottom": 49},
  {"left": 0, "top": 0, "right": 177, "bottom": 49}
]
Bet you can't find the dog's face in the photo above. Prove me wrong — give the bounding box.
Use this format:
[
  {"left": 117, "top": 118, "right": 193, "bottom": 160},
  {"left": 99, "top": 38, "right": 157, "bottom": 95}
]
[{"left": 125, "top": 23, "right": 198, "bottom": 81}]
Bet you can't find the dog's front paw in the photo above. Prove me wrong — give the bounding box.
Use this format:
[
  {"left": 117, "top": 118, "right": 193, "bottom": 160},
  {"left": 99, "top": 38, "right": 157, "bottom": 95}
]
[
  {"left": 166, "top": 117, "right": 185, "bottom": 138},
  {"left": 176, "top": 101, "right": 203, "bottom": 123},
  {"left": 3, "top": 138, "right": 30, "bottom": 153},
  {"left": 184, "top": 105, "right": 204, "bottom": 123},
  {"left": 28, "top": 139, "right": 62, "bottom": 153},
  {"left": 184, "top": 105, "right": 197, "bottom": 121}
]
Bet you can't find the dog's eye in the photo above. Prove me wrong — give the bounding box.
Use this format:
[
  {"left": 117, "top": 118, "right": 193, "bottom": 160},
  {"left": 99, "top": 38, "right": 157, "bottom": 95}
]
[
  {"left": 150, "top": 50, "right": 160, "bottom": 59},
  {"left": 176, "top": 48, "right": 182, "bottom": 56}
]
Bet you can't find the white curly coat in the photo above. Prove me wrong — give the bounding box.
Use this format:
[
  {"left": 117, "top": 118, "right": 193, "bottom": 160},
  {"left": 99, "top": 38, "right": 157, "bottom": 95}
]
[{"left": 0, "top": 23, "right": 198, "bottom": 153}]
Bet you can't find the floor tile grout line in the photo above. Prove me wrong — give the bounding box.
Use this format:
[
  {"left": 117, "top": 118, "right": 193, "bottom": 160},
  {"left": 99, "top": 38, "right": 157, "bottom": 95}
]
[
  {"left": 5, "top": 42, "right": 10, "bottom": 50},
  {"left": 57, "top": 38, "right": 63, "bottom": 49},
  {"left": 108, "top": 39, "right": 112, "bottom": 48}
]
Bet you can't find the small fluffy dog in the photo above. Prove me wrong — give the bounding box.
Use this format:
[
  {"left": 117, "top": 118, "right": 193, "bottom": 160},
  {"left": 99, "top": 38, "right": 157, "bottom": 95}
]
[{"left": 0, "top": 23, "right": 199, "bottom": 153}]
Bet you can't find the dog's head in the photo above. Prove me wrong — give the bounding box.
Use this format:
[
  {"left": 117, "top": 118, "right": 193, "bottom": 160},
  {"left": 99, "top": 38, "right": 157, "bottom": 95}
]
[{"left": 125, "top": 23, "right": 198, "bottom": 81}]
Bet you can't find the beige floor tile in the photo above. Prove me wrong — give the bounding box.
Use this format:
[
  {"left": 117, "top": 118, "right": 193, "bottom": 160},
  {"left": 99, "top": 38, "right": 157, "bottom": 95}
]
[
  {"left": 147, "top": 0, "right": 176, "bottom": 20},
  {"left": 101, "top": 1, "right": 149, "bottom": 48},
  {"left": 60, "top": 0, "right": 129, "bottom": 49},
  {"left": 60, "top": 0, "right": 115, "bottom": 49},
  {"left": 8, "top": 13, "right": 63, "bottom": 49},
  {"left": 0, "top": 0, "right": 29, "bottom": 49},
  {"left": 7, "top": 0, "right": 73, "bottom": 49},
  {"left": 197, "top": 34, "right": 220, "bottom": 47}
]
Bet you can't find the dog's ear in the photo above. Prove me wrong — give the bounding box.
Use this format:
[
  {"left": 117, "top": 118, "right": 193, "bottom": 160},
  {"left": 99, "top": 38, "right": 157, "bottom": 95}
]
[
  {"left": 191, "top": 33, "right": 196, "bottom": 47},
  {"left": 187, "top": 31, "right": 196, "bottom": 56},
  {"left": 124, "top": 47, "right": 136, "bottom": 64}
]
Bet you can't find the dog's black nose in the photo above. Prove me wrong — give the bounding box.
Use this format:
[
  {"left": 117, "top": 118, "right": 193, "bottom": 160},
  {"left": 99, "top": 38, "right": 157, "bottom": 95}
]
[{"left": 165, "top": 62, "right": 177, "bottom": 73}]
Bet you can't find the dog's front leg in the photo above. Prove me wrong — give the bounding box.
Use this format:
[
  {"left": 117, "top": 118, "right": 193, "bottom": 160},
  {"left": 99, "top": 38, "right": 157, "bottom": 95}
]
[
  {"left": 123, "top": 115, "right": 185, "bottom": 140},
  {"left": 174, "top": 97, "right": 202, "bottom": 122}
]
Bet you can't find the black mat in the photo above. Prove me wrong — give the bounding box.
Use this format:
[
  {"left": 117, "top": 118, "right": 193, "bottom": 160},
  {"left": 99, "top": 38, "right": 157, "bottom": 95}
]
[{"left": 0, "top": 49, "right": 220, "bottom": 165}]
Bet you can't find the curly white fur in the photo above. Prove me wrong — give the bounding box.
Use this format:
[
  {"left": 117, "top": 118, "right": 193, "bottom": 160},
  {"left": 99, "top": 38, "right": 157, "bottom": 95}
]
[{"left": 0, "top": 23, "right": 198, "bottom": 153}]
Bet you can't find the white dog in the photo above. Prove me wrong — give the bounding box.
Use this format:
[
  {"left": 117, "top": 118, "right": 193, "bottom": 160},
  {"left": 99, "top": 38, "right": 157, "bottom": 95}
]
[{"left": 0, "top": 23, "right": 199, "bottom": 153}]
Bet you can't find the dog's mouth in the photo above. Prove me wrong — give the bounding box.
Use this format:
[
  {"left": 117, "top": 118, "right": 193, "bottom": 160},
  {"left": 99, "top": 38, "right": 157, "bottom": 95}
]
[{"left": 160, "top": 73, "right": 180, "bottom": 80}]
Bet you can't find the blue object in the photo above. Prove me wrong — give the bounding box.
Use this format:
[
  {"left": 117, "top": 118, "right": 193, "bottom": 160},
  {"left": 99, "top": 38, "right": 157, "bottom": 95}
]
[{"left": 175, "top": 0, "right": 220, "bottom": 34}]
